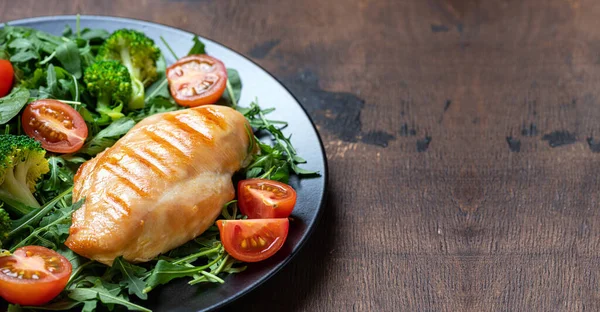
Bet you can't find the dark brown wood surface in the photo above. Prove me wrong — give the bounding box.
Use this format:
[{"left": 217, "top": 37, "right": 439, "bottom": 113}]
[{"left": 3, "top": 0, "right": 600, "bottom": 311}]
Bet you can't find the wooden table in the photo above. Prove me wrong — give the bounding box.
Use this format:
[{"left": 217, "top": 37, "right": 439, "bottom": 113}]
[{"left": 3, "top": 0, "right": 599, "bottom": 311}]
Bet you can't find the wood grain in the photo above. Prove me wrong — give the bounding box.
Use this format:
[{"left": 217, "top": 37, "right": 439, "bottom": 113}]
[{"left": 3, "top": 0, "right": 600, "bottom": 311}]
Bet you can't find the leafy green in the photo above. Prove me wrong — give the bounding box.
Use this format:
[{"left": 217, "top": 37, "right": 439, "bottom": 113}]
[
  {"left": 187, "top": 36, "right": 206, "bottom": 55},
  {"left": 9, "top": 198, "right": 83, "bottom": 252},
  {"left": 241, "top": 101, "right": 318, "bottom": 182},
  {"left": 79, "top": 28, "right": 110, "bottom": 42},
  {"left": 0, "top": 25, "right": 316, "bottom": 312},
  {"left": 160, "top": 36, "right": 179, "bottom": 60},
  {"left": 143, "top": 250, "right": 224, "bottom": 293},
  {"left": 41, "top": 156, "right": 74, "bottom": 192},
  {"left": 217, "top": 68, "right": 242, "bottom": 107},
  {"left": 0, "top": 87, "right": 30, "bottom": 124},
  {"left": 8, "top": 186, "right": 73, "bottom": 239},
  {"left": 112, "top": 257, "right": 148, "bottom": 300},
  {"left": 68, "top": 279, "right": 151, "bottom": 312},
  {"left": 55, "top": 40, "right": 82, "bottom": 78},
  {"left": 79, "top": 117, "right": 136, "bottom": 155}
]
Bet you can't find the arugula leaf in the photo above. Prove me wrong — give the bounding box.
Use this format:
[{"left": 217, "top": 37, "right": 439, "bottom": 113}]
[
  {"left": 240, "top": 101, "right": 319, "bottom": 181},
  {"left": 143, "top": 261, "right": 198, "bottom": 292},
  {"left": 10, "top": 50, "right": 38, "bottom": 63},
  {"left": 41, "top": 156, "right": 74, "bottom": 192},
  {"left": 217, "top": 68, "right": 242, "bottom": 107},
  {"left": 0, "top": 87, "right": 30, "bottom": 124},
  {"left": 8, "top": 38, "right": 35, "bottom": 50},
  {"left": 57, "top": 246, "right": 86, "bottom": 273},
  {"left": 10, "top": 198, "right": 83, "bottom": 252},
  {"left": 187, "top": 36, "right": 206, "bottom": 55},
  {"left": 144, "top": 251, "right": 224, "bottom": 293},
  {"left": 45, "top": 64, "right": 58, "bottom": 96},
  {"left": 19, "top": 67, "right": 45, "bottom": 88},
  {"left": 69, "top": 279, "right": 151, "bottom": 312},
  {"left": 79, "top": 28, "right": 110, "bottom": 42},
  {"left": 79, "top": 117, "right": 136, "bottom": 155},
  {"left": 9, "top": 186, "right": 73, "bottom": 238},
  {"left": 112, "top": 257, "right": 148, "bottom": 300},
  {"left": 55, "top": 40, "right": 82, "bottom": 78}
]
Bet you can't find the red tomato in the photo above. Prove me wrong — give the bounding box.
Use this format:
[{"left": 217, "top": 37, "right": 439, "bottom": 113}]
[
  {"left": 166, "top": 54, "right": 228, "bottom": 107},
  {"left": 238, "top": 179, "right": 297, "bottom": 219},
  {"left": 0, "top": 246, "right": 72, "bottom": 306},
  {"left": 22, "top": 100, "right": 88, "bottom": 153},
  {"left": 0, "top": 60, "right": 14, "bottom": 97},
  {"left": 217, "top": 219, "right": 289, "bottom": 262}
]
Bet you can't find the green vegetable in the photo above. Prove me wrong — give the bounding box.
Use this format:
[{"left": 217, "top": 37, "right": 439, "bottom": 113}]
[
  {"left": 9, "top": 186, "right": 73, "bottom": 240},
  {"left": 97, "top": 29, "right": 160, "bottom": 109},
  {"left": 9, "top": 198, "right": 83, "bottom": 252},
  {"left": 111, "top": 257, "right": 148, "bottom": 300},
  {"left": 0, "top": 135, "right": 49, "bottom": 213},
  {"left": 187, "top": 36, "right": 206, "bottom": 55},
  {"left": 0, "top": 87, "right": 30, "bottom": 125},
  {"left": 217, "top": 68, "right": 242, "bottom": 108},
  {"left": 241, "top": 101, "right": 319, "bottom": 182},
  {"left": 0, "top": 205, "right": 11, "bottom": 247},
  {"left": 55, "top": 40, "right": 82, "bottom": 79},
  {"left": 0, "top": 23, "right": 316, "bottom": 312},
  {"left": 68, "top": 279, "right": 151, "bottom": 312},
  {"left": 84, "top": 60, "right": 133, "bottom": 122},
  {"left": 79, "top": 117, "right": 136, "bottom": 156}
]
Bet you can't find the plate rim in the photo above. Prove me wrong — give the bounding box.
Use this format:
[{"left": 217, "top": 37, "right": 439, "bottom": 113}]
[{"left": 3, "top": 14, "right": 329, "bottom": 312}]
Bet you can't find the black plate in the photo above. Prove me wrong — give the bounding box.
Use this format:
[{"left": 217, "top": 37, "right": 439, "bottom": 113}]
[{"left": 4, "top": 15, "right": 327, "bottom": 312}]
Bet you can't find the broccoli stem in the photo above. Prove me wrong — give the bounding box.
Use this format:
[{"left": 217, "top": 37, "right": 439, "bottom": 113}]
[
  {"left": 129, "top": 78, "right": 145, "bottom": 110},
  {"left": 96, "top": 93, "right": 125, "bottom": 120},
  {"left": 0, "top": 164, "right": 40, "bottom": 209},
  {"left": 120, "top": 48, "right": 137, "bottom": 78},
  {"left": 120, "top": 49, "right": 145, "bottom": 110}
]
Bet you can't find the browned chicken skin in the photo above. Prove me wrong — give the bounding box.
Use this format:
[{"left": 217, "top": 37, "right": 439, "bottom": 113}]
[{"left": 65, "top": 105, "right": 253, "bottom": 265}]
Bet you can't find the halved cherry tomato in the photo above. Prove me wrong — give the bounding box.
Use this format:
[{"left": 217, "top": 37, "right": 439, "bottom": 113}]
[
  {"left": 0, "top": 246, "right": 72, "bottom": 306},
  {"left": 166, "top": 54, "right": 228, "bottom": 107},
  {"left": 238, "top": 179, "right": 297, "bottom": 219},
  {"left": 0, "top": 60, "right": 14, "bottom": 97},
  {"left": 217, "top": 219, "right": 289, "bottom": 262},
  {"left": 22, "top": 100, "right": 88, "bottom": 153}
]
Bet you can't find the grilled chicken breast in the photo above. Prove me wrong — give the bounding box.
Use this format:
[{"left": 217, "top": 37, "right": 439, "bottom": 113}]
[{"left": 65, "top": 105, "right": 253, "bottom": 265}]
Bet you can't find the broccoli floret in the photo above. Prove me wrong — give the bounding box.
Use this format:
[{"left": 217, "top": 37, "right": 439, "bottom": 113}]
[
  {"left": 0, "top": 135, "right": 49, "bottom": 214},
  {"left": 84, "top": 60, "right": 133, "bottom": 122},
  {"left": 97, "top": 29, "right": 160, "bottom": 110},
  {"left": 0, "top": 206, "right": 11, "bottom": 248}
]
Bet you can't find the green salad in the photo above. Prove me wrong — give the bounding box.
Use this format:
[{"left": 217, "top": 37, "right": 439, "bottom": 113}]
[{"left": 0, "top": 16, "right": 317, "bottom": 312}]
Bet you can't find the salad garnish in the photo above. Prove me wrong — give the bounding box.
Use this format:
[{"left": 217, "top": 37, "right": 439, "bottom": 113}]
[{"left": 0, "top": 15, "right": 318, "bottom": 311}]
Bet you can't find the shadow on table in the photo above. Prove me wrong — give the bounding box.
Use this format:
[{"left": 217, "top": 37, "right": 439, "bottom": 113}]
[{"left": 222, "top": 193, "right": 337, "bottom": 311}]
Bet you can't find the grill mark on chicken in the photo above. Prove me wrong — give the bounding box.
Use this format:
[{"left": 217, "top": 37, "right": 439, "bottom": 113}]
[
  {"left": 105, "top": 192, "right": 131, "bottom": 217},
  {"left": 120, "top": 145, "right": 169, "bottom": 178},
  {"left": 143, "top": 127, "right": 188, "bottom": 159},
  {"left": 164, "top": 114, "right": 213, "bottom": 144},
  {"left": 195, "top": 107, "right": 226, "bottom": 130},
  {"left": 103, "top": 160, "right": 149, "bottom": 197}
]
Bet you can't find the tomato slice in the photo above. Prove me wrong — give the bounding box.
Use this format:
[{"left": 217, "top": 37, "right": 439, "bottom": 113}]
[
  {"left": 217, "top": 219, "right": 289, "bottom": 262},
  {"left": 22, "top": 100, "right": 88, "bottom": 153},
  {"left": 0, "top": 60, "right": 14, "bottom": 97},
  {"left": 166, "top": 54, "right": 228, "bottom": 107},
  {"left": 238, "top": 179, "right": 297, "bottom": 219},
  {"left": 0, "top": 246, "right": 72, "bottom": 306}
]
